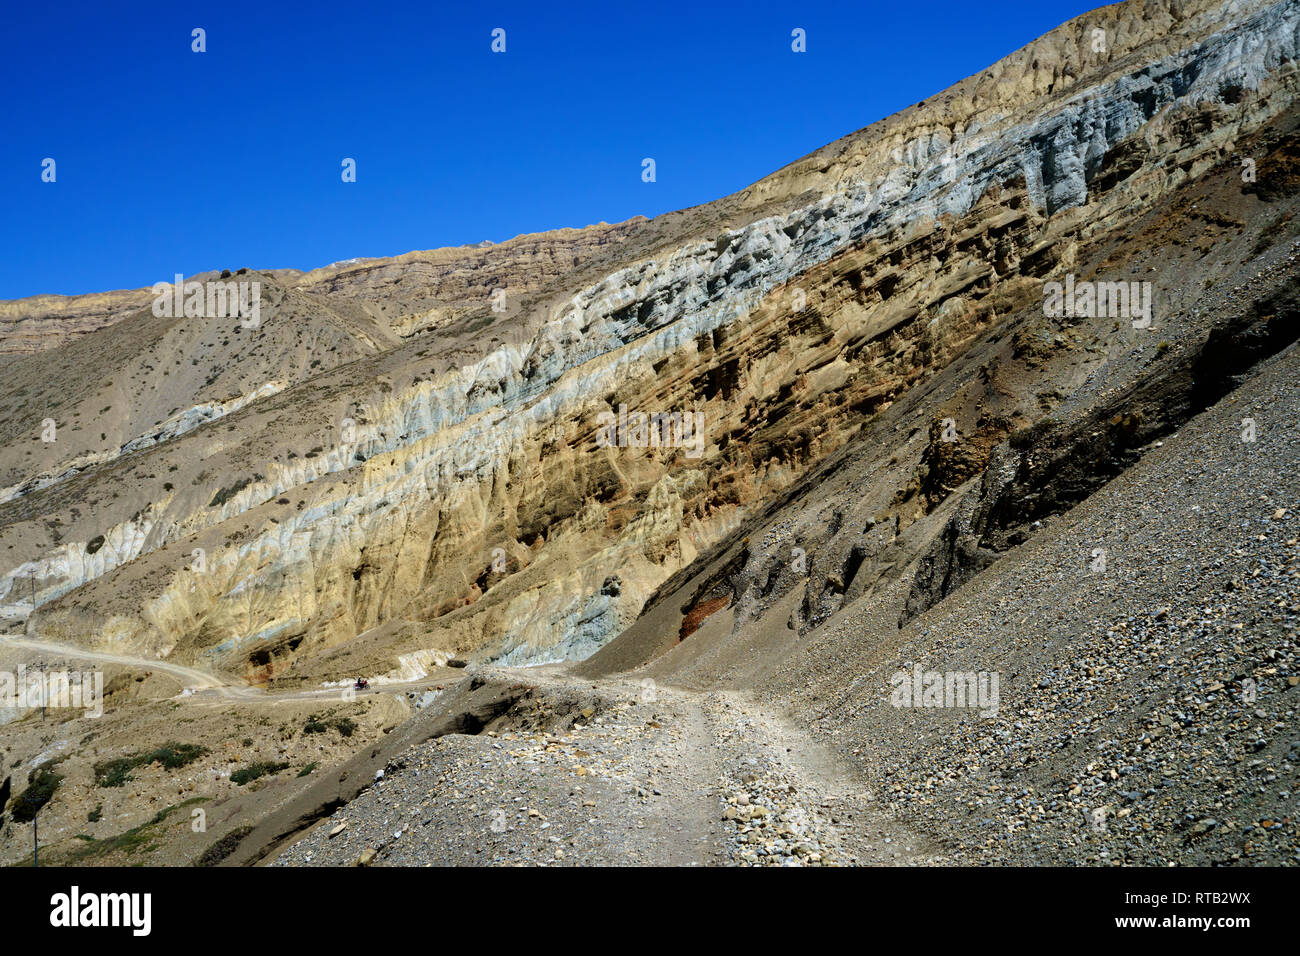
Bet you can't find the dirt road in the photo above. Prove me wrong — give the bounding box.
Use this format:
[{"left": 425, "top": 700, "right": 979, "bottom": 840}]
[
  {"left": 0, "top": 634, "right": 444, "bottom": 704},
  {"left": 271, "top": 668, "right": 947, "bottom": 866}
]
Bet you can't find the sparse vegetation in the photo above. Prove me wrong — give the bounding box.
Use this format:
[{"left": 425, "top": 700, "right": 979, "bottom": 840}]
[
  {"left": 60, "top": 798, "right": 208, "bottom": 863},
  {"left": 11, "top": 765, "right": 62, "bottom": 822},
  {"left": 303, "top": 714, "right": 357, "bottom": 737},
  {"left": 195, "top": 824, "right": 253, "bottom": 866},
  {"left": 230, "top": 761, "right": 289, "bottom": 786},
  {"left": 93, "top": 742, "right": 207, "bottom": 788},
  {"left": 208, "top": 476, "right": 254, "bottom": 508}
]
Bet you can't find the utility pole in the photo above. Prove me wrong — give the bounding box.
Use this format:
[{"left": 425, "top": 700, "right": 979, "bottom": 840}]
[{"left": 32, "top": 808, "right": 38, "bottom": 867}]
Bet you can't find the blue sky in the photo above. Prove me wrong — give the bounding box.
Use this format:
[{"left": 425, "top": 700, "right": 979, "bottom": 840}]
[{"left": 0, "top": 0, "right": 1098, "bottom": 298}]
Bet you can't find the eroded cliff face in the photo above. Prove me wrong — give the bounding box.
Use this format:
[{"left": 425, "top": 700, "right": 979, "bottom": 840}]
[{"left": 1, "top": 0, "right": 1296, "bottom": 682}]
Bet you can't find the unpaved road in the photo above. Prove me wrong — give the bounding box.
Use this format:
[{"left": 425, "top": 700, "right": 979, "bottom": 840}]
[
  {"left": 0, "top": 634, "right": 445, "bottom": 703},
  {"left": 1, "top": 633, "right": 233, "bottom": 692},
  {"left": 273, "top": 668, "right": 947, "bottom": 867}
]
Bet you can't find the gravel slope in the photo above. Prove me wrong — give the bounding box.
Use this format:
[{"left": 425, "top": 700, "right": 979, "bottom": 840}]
[{"left": 763, "top": 336, "right": 1299, "bottom": 865}]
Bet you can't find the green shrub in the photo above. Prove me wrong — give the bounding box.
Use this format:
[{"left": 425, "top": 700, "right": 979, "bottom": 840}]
[
  {"left": 208, "top": 477, "right": 253, "bottom": 508},
  {"left": 195, "top": 824, "right": 253, "bottom": 867},
  {"left": 12, "top": 766, "right": 62, "bottom": 822},
  {"left": 231, "top": 761, "right": 289, "bottom": 786},
  {"left": 93, "top": 742, "right": 207, "bottom": 788},
  {"left": 149, "top": 742, "right": 207, "bottom": 770},
  {"left": 93, "top": 757, "right": 137, "bottom": 788},
  {"left": 304, "top": 714, "right": 357, "bottom": 737}
]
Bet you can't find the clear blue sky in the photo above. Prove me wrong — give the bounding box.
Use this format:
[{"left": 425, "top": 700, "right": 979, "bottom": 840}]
[{"left": 0, "top": 0, "right": 1097, "bottom": 299}]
